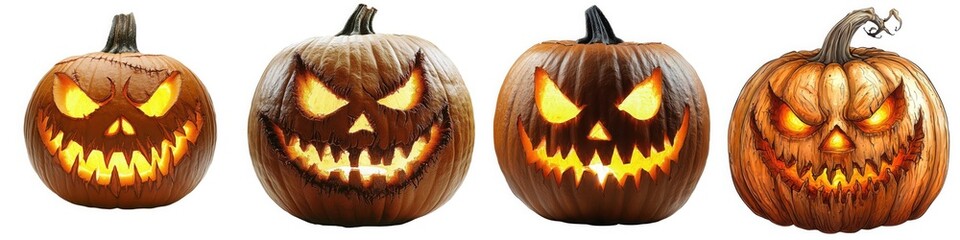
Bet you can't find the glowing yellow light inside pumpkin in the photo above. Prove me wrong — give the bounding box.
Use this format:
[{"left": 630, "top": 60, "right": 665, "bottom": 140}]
[
  {"left": 349, "top": 113, "right": 374, "bottom": 133},
  {"left": 534, "top": 67, "right": 582, "bottom": 123},
  {"left": 821, "top": 127, "right": 854, "bottom": 152},
  {"left": 378, "top": 67, "right": 423, "bottom": 110},
  {"left": 120, "top": 117, "right": 135, "bottom": 135},
  {"left": 105, "top": 120, "right": 121, "bottom": 136},
  {"left": 617, "top": 68, "right": 662, "bottom": 120},
  {"left": 861, "top": 97, "right": 893, "bottom": 126},
  {"left": 53, "top": 73, "right": 101, "bottom": 118},
  {"left": 587, "top": 122, "right": 610, "bottom": 141},
  {"left": 37, "top": 112, "right": 203, "bottom": 186},
  {"left": 520, "top": 108, "right": 690, "bottom": 187},
  {"left": 298, "top": 73, "right": 348, "bottom": 118},
  {"left": 778, "top": 104, "right": 813, "bottom": 134},
  {"left": 138, "top": 72, "right": 181, "bottom": 117}
]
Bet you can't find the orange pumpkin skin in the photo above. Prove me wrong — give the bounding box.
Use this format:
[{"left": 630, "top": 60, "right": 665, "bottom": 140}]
[
  {"left": 494, "top": 6, "right": 709, "bottom": 224},
  {"left": 728, "top": 8, "right": 948, "bottom": 233},
  {"left": 248, "top": 5, "right": 473, "bottom": 226},
  {"left": 24, "top": 14, "right": 217, "bottom": 208}
]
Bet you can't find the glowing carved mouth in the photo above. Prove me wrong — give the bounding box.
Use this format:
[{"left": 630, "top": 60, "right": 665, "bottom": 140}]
[
  {"left": 269, "top": 122, "right": 443, "bottom": 187},
  {"left": 752, "top": 116, "right": 923, "bottom": 197},
  {"left": 36, "top": 111, "right": 203, "bottom": 186},
  {"left": 518, "top": 108, "right": 690, "bottom": 186}
]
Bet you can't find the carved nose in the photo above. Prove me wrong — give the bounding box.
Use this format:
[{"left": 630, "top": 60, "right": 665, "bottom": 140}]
[
  {"left": 104, "top": 117, "right": 135, "bottom": 136},
  {"left": 820, "top": 126, "right": 854, "bottom": 153},
  {"left": 349, "top": 113, "right": 374, "bottom": 133},
  {"left": 587, "top": 122, "right": 610, "bottom": 141}
]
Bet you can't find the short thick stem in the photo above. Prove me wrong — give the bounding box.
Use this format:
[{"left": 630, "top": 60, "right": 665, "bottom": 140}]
[
  {"left": 577, "top": 5, "right": 623, "bottom": 44},
  {"left": 337, "top": 4, "right": 377, "bottom": 36},
  {"left": 101, "top": 13, "right": 139, "bottom": 54}
]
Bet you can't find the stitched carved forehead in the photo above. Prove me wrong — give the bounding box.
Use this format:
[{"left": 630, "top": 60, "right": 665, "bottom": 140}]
[{"left": 54, "top": 54, "right": 180, "bottom": 103}]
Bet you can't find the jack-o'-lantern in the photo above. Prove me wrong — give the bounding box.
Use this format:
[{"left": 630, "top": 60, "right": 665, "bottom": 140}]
[
  {"left": 729, "top": 8, "right": 948, "bottom": 233},
  {"left": 24, "top": 13, "right": 217, "bottom": 208},
  {"left": 248, "top": 4, "right": 474, "bottom": 226},
  {"left": 494, "top": 6, "right": 710, "bottom": 224}
]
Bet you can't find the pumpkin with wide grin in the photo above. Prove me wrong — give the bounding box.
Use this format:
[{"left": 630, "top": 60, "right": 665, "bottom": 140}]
[{"left": 25, "top": 13, "right": 216, "bottom": 208}]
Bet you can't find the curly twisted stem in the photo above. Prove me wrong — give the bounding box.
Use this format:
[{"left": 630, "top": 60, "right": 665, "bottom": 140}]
[{"left": 809, "top": 8, "right": 901, "bottom": 63}]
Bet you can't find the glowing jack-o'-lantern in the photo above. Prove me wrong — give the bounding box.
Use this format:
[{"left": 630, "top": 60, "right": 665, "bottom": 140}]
[
  {"left": 24, "top": 13, "right": 217, "bottom": 208},
  {"left": 729, "top": 8, "right": 949, "bottom": 233},
  {"left": 494, "top": 6, "right": 710, "bottom": 224},
  {"left": 248, "top": 4, "right": 474, "bottom": 226}
]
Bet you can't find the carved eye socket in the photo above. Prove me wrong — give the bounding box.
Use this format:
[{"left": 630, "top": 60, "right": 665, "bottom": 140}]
[
  {"left": 534, "top": 67, "right": 582, "bottom": 123},
  {"left": 772, "top": 101, "right": 816, "bottom": 138},
  {"left": 855, "top": 94, "right": 901, "bottom": 133},
  {"left": 53, "top": 73, "right": 103, "bottom": 119},
  {"left": 136, "top": 72, "right": 181, "bottom": 117},
  {"left": 298, "top": 71, "right": 349, "bottom": 119},
  {"left": 378, "top": 67, "right": 423, "bottom": 110},
  {"left": 618, "top": 68, "right": 662, "bottom": 120}
]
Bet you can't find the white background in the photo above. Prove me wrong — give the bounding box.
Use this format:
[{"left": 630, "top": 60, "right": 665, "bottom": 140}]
[{"left": 1, "top": 0, "right": 956, "bottom": 238}]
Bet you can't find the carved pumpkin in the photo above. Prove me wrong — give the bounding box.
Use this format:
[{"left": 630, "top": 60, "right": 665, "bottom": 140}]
[
  {"left": 728, "top": 8, "right": 948, "bottom": 233},
  {"left": 494, "top": 6, "right": 710, "bottom": 224},
  {"left": 24, "top": 13, "right": 217, "bottom": 208},
  {"left": 248, "top": 4, "right": 474, "bottom": 226}
]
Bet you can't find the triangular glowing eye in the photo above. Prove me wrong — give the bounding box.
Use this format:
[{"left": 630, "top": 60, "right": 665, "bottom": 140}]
[
  {"left": 137, "top": 72, "right": 181, "bottom": 117},
  {"left": 617, "top": 68, "right": 662, "bottom": 120},
  {"left": 53, "top": 73, "right": 102, "bottom": 119},
  {"left": 298, "top": 71, "right": 349, "bottom": 118},
  {"left": 378, "top": 67, "right": 423, "bottom": 110},
  {"left": 535, "top": 67, "right": 582, "bottom": 123}
]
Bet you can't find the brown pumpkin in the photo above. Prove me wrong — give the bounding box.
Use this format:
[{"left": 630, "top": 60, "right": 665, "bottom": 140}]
[
  {"left": 494, "top": 6, "right": 710, "bottom": 224},
  {"left": 728, "top": 8, "right": 949, "bottom": 233},
  {"left": 24, "top": 13, "right": 217, "bottom": 208},
  {"left": 247, "top": 4, "right": 474, "bottom": 226}
]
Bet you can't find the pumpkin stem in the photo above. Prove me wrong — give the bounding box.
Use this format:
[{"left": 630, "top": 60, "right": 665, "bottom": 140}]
[
  {"left": 809, "top": 8, "right": 901, "bottom": 63},
  {"left": 577, "top": 5, "right": 623, "bottom": 44},
  {"left": 101, "top": 13, "right": 140, "bottom": 54},
  {"left": 337, "top": 4, "right": 377, "bottom": 36}
]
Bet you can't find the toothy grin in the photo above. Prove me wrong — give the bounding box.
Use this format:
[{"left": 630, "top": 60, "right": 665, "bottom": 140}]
[
  {"left": 36, "top": 111, "right": 203, "bottom": 186},
  {"left": 518, "top": 108, "right": 690, "bottom": 186},
  {"left": 752, "top": 116, "right": 923, "bottom": 198},
  {"left": 271, "top": 123, "right": 442, "bottom": 187}
]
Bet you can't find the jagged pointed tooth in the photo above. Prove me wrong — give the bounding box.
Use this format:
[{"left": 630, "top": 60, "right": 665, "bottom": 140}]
[
  {"left": 558, "top": 143, "right": 573, "bottom": 160},
  {"left": 394, "top": 169, "right": 408, "bottom": 182},
  {"left": 368, "top": 149, "right": 383, "bottom": 166},
  {"left": 852, "top": 161, "right": 864, "bottom": 176},
  {"left": 811, "top": 164, "right": 826, "bottom": 179},
  {"left": 328, "top": 169, "right": 347, "bottom": 183},
  {"left": 637, "top": 141, "right": 652, "bottom": 159},
  {"left": 784, "top": 155, "right": 797, "bottom": 168},
  {"left": 797, "top": 163, "right": 811, "bottom": 178},
  {"left": 108, "top": 168, "right": 121, "bottom": 197},
  {"left": 651, "top": 136, "right": 666, "bottom": 153},
  {"left": 383, "top": 149, "right": 396, "bottom": 166},
  {"left": 880, "top": 152, "right": 893, "bottom": 164},
  {"left": 369, "top": 174, "right": 387, "bottom": 189},
  {"left": 597, "top": 146, "right": 614, "bottom": 166},
  {"left": 398, "top": 142, "right": 414, "bottom": 159},
  {"left": 132, "top": 165, "right": 144, "bottom": 197},
  {"left": 348, "top": 169, "right": 364, "bottom": 187},
  {"left": 545, "top": 139, "right": 560, "bottom": 158},
  {"left": 617, "top": 144, "right": 633, "bottom": 164},
  {"left": 886, "top": 168, "right": 900, "bottom": 183},
  {"left": 329, "top": 145, "right": 344, "bottom": 163},
  {"left": 826, "top": 166, "right": 839, "bottom": 183},
  {"left": 348, "top": 149, "right": 361, "bottom": 167}
]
